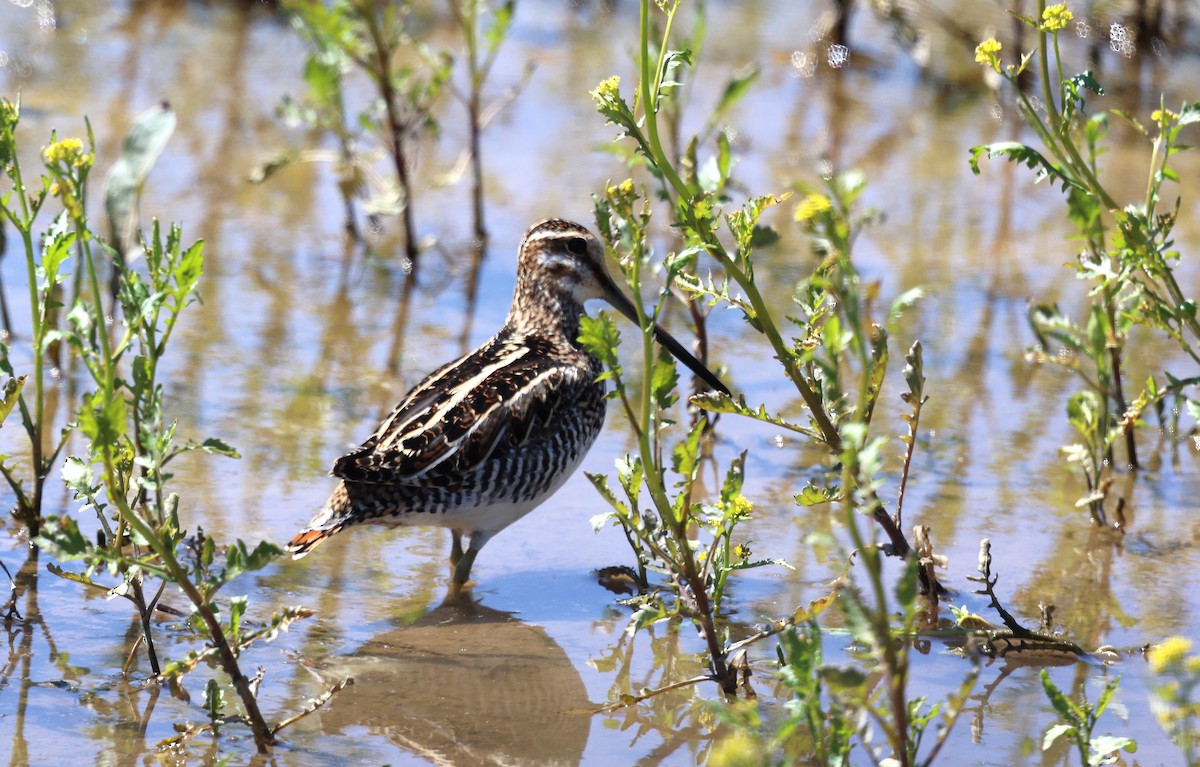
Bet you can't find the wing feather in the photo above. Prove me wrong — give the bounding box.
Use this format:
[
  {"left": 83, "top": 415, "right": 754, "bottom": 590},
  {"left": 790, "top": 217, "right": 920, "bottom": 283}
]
[{"left": 331, "top": 334, "right": 593, "bottom": 485}]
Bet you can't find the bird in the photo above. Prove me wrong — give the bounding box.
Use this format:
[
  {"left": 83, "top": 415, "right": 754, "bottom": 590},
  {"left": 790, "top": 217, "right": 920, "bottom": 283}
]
[{"left": 286, "top": 218, "right": 729, "bottom": 589}]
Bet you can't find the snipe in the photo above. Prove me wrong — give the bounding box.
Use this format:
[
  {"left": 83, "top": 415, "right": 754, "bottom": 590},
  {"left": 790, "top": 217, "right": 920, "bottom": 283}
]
[{"left": 287, "top": 219, "right": 728, "bottom": 587}]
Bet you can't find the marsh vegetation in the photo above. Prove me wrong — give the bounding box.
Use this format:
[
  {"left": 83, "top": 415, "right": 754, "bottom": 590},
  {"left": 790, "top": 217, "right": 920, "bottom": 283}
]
[{"left": 0, "top": 1, "right": 1198, "bottom": 765}]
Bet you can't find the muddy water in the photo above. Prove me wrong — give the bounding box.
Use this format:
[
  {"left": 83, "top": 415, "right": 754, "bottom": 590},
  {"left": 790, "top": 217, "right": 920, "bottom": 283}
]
[{"left": 1, "top": 1, "right": 1199, "bottom": 765}]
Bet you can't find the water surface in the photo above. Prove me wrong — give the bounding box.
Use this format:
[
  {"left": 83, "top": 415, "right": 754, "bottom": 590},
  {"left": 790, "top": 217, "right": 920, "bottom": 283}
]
[{"left": 1, "top": 1, "right": 1198, "bottom": 764}]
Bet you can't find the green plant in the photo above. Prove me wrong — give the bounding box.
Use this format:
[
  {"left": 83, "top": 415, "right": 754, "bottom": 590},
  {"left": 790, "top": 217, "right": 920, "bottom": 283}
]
[
  {"left": 0, "top": 96, "right": 83, "bottom": 532},
  {"left": 36, "top": 212, "right": 310, "bottom": 753},
  {"left": 707, "top": 623, "right": 856, "bottom": 767},
  {"left": 1040, "top": 669, "right": 1136, "bottom": 766},
  {"left": 281, "top": 0, "right": 452, "bottom": 267},
  {"left": 586, "top": 5, "right": 972, "bottom": 764},
  {"left": 592, "top": 3, "right": 932, "bottom": 584},
  {"left": 583, "top": 182, "right": 765, "bottom": 696},
  {"left": 970, "top": 2, "right": 1200, "bottom": 525},
  {"left": 0, "top": 105, "right": 324, "bottom": 755},
  {"left": 445, "top": 0, "right": 520, "bottom": 247}
]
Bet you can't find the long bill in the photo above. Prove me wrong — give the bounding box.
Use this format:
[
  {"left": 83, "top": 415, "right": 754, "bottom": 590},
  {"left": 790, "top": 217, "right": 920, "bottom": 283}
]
[{"left": 599, "top": 274, "right": 731, "bottom": 397}]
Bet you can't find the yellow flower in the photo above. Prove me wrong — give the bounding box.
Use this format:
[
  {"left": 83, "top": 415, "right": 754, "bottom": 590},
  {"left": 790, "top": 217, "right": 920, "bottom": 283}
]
[
  {"left": 43, "top": 137, "right": 83, "bottom": 164},
  {"left": 1148, "top": 636, "right": 1193, "bottom": 674},
  {"left": 605, "top": 179, "right": 637, "bottom": 209},
  {"left": 1151, "top": 108, "right": 1178, "bottom": 124},
  {"left": 725, "top": 494, "right": 753, "bottom": 520},
  {"left": 42, "top": 137, "right": 92, "bottom": 169},
  {"left": 793, "top": 192, "right": 832, "bottom": 223},
  {"left": 974, "top": 38, "right": 1003, "bottom": 73},
  {"left": 591, "top": 75, "right": 621, "bottom": 103},
  {"left": 1041, "top": 4, "right": 1073, "bottom": 32}
]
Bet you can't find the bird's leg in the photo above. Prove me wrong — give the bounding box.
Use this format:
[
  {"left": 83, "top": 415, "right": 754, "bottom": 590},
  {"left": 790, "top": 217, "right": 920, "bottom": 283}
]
[
  {"left": 450, "top": 531, "right": 464, "bottom": 568},
  {"left": 451, "top": 530, "right": 492, "bottom": 586}
]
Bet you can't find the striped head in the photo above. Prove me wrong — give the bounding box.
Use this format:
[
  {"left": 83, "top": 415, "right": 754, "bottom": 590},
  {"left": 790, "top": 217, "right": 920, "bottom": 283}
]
[
  {"left": 515, "top": 219, "right": 613, "bottom": 306},
  {"left": 508, "top": 218, "right": 730, "bottom": 396}
]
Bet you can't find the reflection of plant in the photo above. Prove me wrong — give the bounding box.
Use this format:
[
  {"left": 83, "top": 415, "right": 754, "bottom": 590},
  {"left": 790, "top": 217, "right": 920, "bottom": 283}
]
[
  {"left": 971, "top": 2, "right": 1200, "bottom": 525},
  {"left": 1148, "top": 636, "right": 1200, "bottom": 765},
  {"left": 1040, "top": 669, "right": 1135, "bottom": 766}
]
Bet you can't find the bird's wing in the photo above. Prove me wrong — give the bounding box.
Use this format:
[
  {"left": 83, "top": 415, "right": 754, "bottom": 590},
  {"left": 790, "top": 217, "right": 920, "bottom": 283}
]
[{"left": 331, "top": 335, "right": 594, "bottom": 485}]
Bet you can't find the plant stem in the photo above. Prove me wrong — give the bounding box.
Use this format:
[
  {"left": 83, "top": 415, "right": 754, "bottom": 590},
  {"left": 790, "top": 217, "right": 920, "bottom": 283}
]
[
  {"left": 634, "top": 0, "right": 841, "bottom": 450},
  {"left": 359, "top": 0, "right": 420, "bottom": 269},
  {"left": 7, "top": 152, "right": 46, "bottom": 531}
]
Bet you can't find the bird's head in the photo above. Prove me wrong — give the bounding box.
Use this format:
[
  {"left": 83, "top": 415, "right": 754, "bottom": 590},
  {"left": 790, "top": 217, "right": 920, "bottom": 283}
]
[{"left": 513, "top": 218, "right": 729, "bottom": 396}]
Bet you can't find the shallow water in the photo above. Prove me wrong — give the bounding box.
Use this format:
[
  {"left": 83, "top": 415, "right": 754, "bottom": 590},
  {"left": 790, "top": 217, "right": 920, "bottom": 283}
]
[{"left": 1, "top": 1, "right": 1199, "bottom": 765}]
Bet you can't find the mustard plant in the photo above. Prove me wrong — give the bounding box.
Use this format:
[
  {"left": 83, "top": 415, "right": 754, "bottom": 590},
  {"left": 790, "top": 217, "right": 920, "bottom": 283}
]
[
  {"left": 587, "top": 4, "right": 971, "bottom": 763},
  {"left": 1040, "top": 669, "right": 1136, "bottom": 766},
  {"left": 0, "top": 96, "right": 83, "bottom": 532},
  {"left": 971, "top": 2, "right": 1200, "bottom": 525},
  {"left": 0, "top": 106, "right": 319, "bottom": 755},
  {"left": 583, "top": 181, "right": 764, "bottom": 696}
]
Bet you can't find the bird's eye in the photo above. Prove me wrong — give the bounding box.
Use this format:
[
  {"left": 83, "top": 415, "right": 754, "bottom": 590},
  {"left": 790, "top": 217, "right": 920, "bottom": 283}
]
[{"left": 565, "top": 237, "right": 588, "bottom": 256}]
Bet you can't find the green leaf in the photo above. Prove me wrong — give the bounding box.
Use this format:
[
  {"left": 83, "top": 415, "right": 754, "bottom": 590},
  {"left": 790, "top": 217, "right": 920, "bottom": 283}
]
[
  {"left": 77, "top": 389, "right": 127, "bottom": 447},
  {"left": 718, "top": 451, "right": 746, "bottom": 507},
  {"left": 45, "top": 562, "right": 104, "bottom": 590},
  {"left": 888, "top": 287, "right": 924, "bottom": 327},
  {"left": 586, "top": 472, "right": 629, "bottom": 518},
  {"left": 1088, "top": 735, "right": 1136, "bottom": 759},
  {"left": 1043, "top": 723, "right": 1076, "bottom": 750},
  {"left": 172, "top": 437, "right": 242, "bottom": 461},
  {"left": 0, "top": 375, "right": 25, "bottom": 428},
  {"left": 483, "top": 1, "right": 515, "bottom": 53},
  {"left": 228, "top": 594, "right": 248, "bottom": 644},
  {"left": 1066, "top": 391, "right": 1102, "bottom": 439},
  {"left": 692, "top": 391, "right": 821, "bottom": 440},
  {"left": 39, "top": 214, "right": 76, "bottom": 290},
  {"left": 104, "top": 102, "right": 176, "bottom": 259},
  {"left": 900, "top": 340, "right": 926, "bottom": 406},
  {"left": 171, "top": 238, "right": 205, "bottom": 304},
  {"left": 33, "top": 515, "right": 91, "bottom": 560},
  {"left": 795, "top": 481, "right": 840, "bottom": 506},
  {"left": 223, "top": 539, "right": 283, "bottom": 583},
  {"left": 650, "top": 346, "right": 680, "bottom": 413},
  {"left": 61, "top": 456, "right": 98, "bottom": 499},
  {"left": 1093, "top": 674, "right": 1121, "bottom": 718},
  {"left": 579, "top": 313, "right": 622, "bottom": 374},
  {"left": 708, "top": 63, "right": 760, "bottom": 130},
  {"left": 670, "top": 416, "right": 706, "bottom": 486},
  {"left": 725, "top": 557, "right": 792, "bottom": 572},
  {"left": 968, "top": 142, "right": 1087, "bottom": 194},
  {"left": 615, "top": 455, "right": 644, "bottom": 514},
  {"left": 1040, "top": 669, "right": 1083, "bottom": 723},
  {"left": 203, "top": 678, "right": 226, "bottom": 722}
]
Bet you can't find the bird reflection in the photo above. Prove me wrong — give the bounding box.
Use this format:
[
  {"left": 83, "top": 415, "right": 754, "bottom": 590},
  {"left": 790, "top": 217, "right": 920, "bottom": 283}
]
[{"left": 311, "top": 599, "right": 590, "bottom": 765}]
